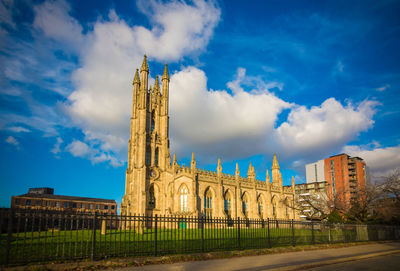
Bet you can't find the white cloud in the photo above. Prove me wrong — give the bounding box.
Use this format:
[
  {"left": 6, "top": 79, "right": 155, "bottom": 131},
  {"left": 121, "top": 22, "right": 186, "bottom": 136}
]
[
  {"left": 66, "top": 140, "right": 90, "bottom": 157},
  {"left": 66, "top": 139, "right": 123, "bottom": 167},
  {"left": 7, "top": 126, "right": 31, "bottom": 133},
  {"left": 343, "top": 144, "right": 400, "bottom": 177},
  {"left": 376, "top": 84, "right": 391, "bottom": 92},
  {"left": 33, "top": 0, "right": 84, "bottom": 50},
  {"left": 51, "top": 137, "right": 63, "bottom": 155},
  {"left": 5, "top": 135, "right": 19, "bottom": 148},
  {"left": 135, "top": 0, "right": 220, "bottom": 61},
  {"left": 64, "top": 0, "right": 221, "bottom": 161},
  {"left": 275, "top": 98, "right": 379, "bottom": 160},
  {"left": 169, "top": 67, "right": 291, "bottom": 160}
]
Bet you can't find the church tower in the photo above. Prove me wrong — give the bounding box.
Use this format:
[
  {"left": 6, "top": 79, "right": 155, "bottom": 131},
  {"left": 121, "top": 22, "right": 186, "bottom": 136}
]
[{"left": 121, "top": 55, "right": 171, "bottom": 216}]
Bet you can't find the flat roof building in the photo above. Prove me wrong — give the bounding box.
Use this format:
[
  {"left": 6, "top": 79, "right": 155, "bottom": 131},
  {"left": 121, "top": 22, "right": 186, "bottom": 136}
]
[{"left": 11, "top": 188, "right": 117, "bottom": 214}]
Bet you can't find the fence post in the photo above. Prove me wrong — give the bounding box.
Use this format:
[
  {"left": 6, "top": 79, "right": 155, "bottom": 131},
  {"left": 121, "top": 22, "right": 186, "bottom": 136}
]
[
  {"left": 154, "top": 214, "right": 158, "bottom": 256},
  {"left": 291, "top": 219, "right": 295, "bottom": 247},
  {"left": 311, "top": 221, "right": 315, "bottom": 245},
  {"left": 267, "top": 218, "right": 271, "bottom": 248},
  {"left": 237, "top": 217, "right": 241, "bottom": 250},
  {"left": 201, "top": 214, "right": 204, "bottom": 252},
  {"left": 342, "top": 223, "right": 346, "bottom": 243},
  {"left": 5, "top": 208, "right": 14, "bottom": 266},
  {"left": 91, "top": 213, "right": 97, "bottom": 261}
]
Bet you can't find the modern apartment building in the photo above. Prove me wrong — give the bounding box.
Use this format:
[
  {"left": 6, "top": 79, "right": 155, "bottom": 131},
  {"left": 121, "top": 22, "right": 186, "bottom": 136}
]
[
  {"left": 324, "top": 154, "right": 368, "bottom": 206},
  {"left": 11, "top": 188, "right": 117, "bottom": 214}
]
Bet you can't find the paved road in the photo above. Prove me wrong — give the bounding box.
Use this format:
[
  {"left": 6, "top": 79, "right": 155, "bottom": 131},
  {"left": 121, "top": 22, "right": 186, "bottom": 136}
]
[
  {"left": 308, "top": 253, "right": 400, "bottom": 271},
  {"left": 118, "top": 242, "right": 400, "bottom": 271}
]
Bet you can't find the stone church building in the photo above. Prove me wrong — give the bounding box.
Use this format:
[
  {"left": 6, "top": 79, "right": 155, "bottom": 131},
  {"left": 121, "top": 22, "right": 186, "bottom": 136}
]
[{"left": 121, "top": 56, "right": 298, "bottom": 220}]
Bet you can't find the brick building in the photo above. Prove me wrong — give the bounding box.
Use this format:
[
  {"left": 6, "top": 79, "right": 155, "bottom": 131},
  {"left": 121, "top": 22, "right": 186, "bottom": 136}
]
[
  {"left": 324, "top": 154, "right": 368, "bottom": 207},
  {"left": 11, "top": 188, "right": 117, "bottom": 214}
]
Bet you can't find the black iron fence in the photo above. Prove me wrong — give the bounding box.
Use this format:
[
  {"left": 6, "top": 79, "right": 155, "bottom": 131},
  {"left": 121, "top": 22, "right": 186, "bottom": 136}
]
[{"left": 1, "top": 208, "right": 399, "bottom": 266}]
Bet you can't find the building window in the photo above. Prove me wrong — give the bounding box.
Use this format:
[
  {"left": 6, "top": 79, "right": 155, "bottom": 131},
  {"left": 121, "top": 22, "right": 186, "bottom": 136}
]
[
  {"left": 89, "top": 204, "right": 93, "bottom": 209},
  {"left": 204, "top": 189, "right": 212, "bottom": 217},
  {"left": 111, "top": 205, "right": 115, "bottom": 210},
  {"left": 104, "top": 205, "right": 109, "bottom": 210},
  {"left": 55, "top": 202, "right": 60, "bottom": 207},
  {"left": 149, "top": 186, "right": 155, "bottom": 209},
  {"left": 72, "top": 203, "right": 77, "bottom": 208},
  {"left": 81, "top": 203, "right": 85, "bottom": 209},
  {"left": 258, "top": 198, "right": 263, "bottom": 216},
  {"left": 272, "top": 198, "right": 277, "bottom": 218},
  {"left": 64, "top": 202, "right": 69, "bottom": 208},
  {"left": 242, "top": 193, "right": 248, "bottom": 216},
  {"left": 15, "top": 199, "right": 20, "bottom": 205},
  {"left": 155, "top": 147, "right": 159, "bottom": 166},
  {"left": 36, "top": 200, "right": 42, "bottom": 206},
  {"left": 224, "top": 192, "right": 231, "bottom": 216},
  {"left": 151, "top": 115, "right": 155, "bottom": 133},
  {"left": 180, "top": 185, "right": 188, "bottom": 212},
  {"left": 26, "top": 199, "right": 31, "bottom": 206},
  {"left": 46, "top": 201, "right": 51, "bottom": 207},
  {"left": 96, "top": 204, "right": 100, "bottom": 210},
  {"left": 330, "top": 160, "right": 336, "bottom": 196},
  {"left": 145, "top": 146, "right": 151, "bottom": 166}
]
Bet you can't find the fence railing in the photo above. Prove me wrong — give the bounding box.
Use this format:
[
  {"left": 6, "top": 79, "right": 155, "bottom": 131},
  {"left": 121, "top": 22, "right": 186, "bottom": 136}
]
[{"left": 1, "top": 208, "right": 399, "bottom": 265}]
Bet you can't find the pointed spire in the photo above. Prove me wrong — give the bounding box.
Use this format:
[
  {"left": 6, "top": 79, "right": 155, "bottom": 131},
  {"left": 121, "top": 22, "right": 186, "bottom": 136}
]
[
  {"left": 217, "top": 158, "right": 222, "bottom": 173},
  {"left": 272, "top": 153, "right": 280, "bottom": 170},
  {"left": 266, "top": 170, "right": 270, "bottom": 180},
  {"left": 162, "top": 63, "right": 169, "bottom": 81},
  {"left": 235, "top": 163, "right": 240, "bottom": 176},
  {"left": 173, "top": 153, "right": 177, "bottom": 165},
  {"left": 133, "top": 69, "right": 140, "bottom": 85},
  {"left": 190, "top": 152, "right": 196, "bottom": 170},
  {"left": 247, "top": 162, "right": 255, "bottom": 177},
  {"left": 154, "top": 76, "right": 160, "bottom": 93},
  {"left": 291, "top": 176, "right": 295, "bottom": 186},
  {"left": 141, "top": 54, "right": 149, "bottom": 72}
]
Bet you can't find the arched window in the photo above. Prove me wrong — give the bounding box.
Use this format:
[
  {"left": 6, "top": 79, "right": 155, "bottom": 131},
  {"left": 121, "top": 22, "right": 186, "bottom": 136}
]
[
  {"left": 242, "top": 193, "right": 248, "bottom": 216},
  {"left": 204, "top": 189, "right": 212, "bottom": 218},
  {"left": 272, "top": 197, "right": 277, "bottom": 218},
  {"left": 145, "top": 146, "right": 151, "bottom": 166},
  {"left": 151, "top": 111, "right": 155, "bottom": 133},
  {"left": 285, "top": 198, "right": 289, "bottom": 218},
  {"left": 155, "top": 147, "right": 159, "bottom": 166},
  {"left": 149, "top": 185, "right": 155, "bottom": 209},
  {"left": 179, "top": 185, "right": 188, "bottom": 212},
  {"left": 224, "top": 191, "right": 231, "bottom": 216},
  {"left": 258, "top": 196, "right": 263, "bottom": 216}
]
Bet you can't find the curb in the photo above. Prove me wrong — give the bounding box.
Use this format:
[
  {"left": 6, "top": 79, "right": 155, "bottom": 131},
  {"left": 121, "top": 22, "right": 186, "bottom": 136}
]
[{"left": 269, "top": 249, "right": 400, "bottom": 271}]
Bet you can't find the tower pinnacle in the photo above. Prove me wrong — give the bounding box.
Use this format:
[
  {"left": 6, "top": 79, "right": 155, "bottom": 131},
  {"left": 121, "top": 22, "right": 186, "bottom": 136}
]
[
  {"left": 162, "top": 63, "right": 169, "bottom": 81},
  {"left": 154, "top": 76, "right": 160, "bottom": 93},
  {"left": 133, "top": 69, "right": 140, "bottom": 85},
  {"left": 272, "top": 153, "right": 280, "bottom": 170},
  {"left": 141, "top": 55, "right": 149, "bottom": 72}
]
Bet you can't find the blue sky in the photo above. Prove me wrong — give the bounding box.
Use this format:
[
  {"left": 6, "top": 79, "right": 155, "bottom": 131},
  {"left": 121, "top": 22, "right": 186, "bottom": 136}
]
[{"left": 1, "top": 0, "right": 399, "bottom": 208}]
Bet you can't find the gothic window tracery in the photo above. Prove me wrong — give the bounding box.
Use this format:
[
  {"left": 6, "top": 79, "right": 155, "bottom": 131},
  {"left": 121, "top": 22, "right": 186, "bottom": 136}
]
[
  {"left": 224, "top": 191, "right": 231, "bottom": 217},
  {"left": 242, "top": 193, "right": 248, "bottom": 217},
  {"left": 155, "top": 147, "right": 159, "bottom": 166},
  {"left": 149, "top": 185, "right": 155, "bottom": 209},
  {"left": 257, "top": 196, "right": 263, "bottom": 217},
  {"left": 204, "top": 188, "right": 212, "bottom": 218},
  {"left": 179, "top": 185, "right": 188, "bottom": 212},
  {"left": 145, "top": 146, "right": 151, "bottom": 166}
]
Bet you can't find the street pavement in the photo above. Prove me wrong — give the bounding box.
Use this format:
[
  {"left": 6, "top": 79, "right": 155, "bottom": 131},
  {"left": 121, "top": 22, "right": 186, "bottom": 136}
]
[
  {"left": 308, "top": 253, "right": 400, "bottom": 271},
  {"left": 117, "top": 242, "right": 400, "bottom": 271}
]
